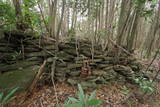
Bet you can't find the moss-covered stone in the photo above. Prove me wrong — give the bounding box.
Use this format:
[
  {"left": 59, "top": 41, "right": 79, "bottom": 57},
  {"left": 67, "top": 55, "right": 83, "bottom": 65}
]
[
  {"left": 67, "top": 63, "right": 82, "bottom": 69},
  {"left": 68, "top": 70, "right": 81, "bottom": 77},
  {"left": 92, "top": 70, "right": 107, "bottom": 76},
  {"left": 0, "top": 65, "right": 39, "bottom": 93},
  {"left": 67, "top": 78, "right": 79, "bottom": 85},
  {"left": 1, "top": 61, "right": 38, "bottom": 72},
  {"left": 80, "top": 81, "right": 97, "bottom": 89}
]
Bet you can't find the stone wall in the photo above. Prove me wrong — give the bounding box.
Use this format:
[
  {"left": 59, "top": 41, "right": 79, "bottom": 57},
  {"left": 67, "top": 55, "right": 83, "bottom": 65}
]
[{"left": 0, "top": 31, "right": 145, "bottom": 91}]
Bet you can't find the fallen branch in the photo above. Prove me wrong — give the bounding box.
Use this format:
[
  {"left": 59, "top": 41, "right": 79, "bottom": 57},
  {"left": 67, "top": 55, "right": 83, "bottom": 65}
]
[
  {"left": 51, "top": 58, "right": 59, "bottom": 105},
  {"left": 27, "top": 60, "right": 47, "bottom": 94}
]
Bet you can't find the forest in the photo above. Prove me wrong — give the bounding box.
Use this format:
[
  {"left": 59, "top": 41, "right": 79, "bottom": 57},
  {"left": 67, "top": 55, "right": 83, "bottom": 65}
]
[{"left": 0, "top": 0, "right": 160, "bottom": 107}]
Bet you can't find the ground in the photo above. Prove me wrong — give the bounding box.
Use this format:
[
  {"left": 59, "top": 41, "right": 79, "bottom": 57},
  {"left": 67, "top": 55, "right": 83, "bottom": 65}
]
[{"left": 9, "top": 79, "right": 160, "bottom": 107}]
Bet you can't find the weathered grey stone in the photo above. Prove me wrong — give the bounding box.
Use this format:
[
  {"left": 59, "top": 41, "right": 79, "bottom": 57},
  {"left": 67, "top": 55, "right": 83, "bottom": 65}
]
[
  {"left": 74, "top": 56, "right": 88, "bottom": 61},
  {"left": 92, "top": 70, "right": 107, "bottom": 76},
  {"left": 92, "top": 59, "right": 103, "bottom": 63},
  {"left": 103, "top": 66, "right": 114, "bottom": 71},
  {"left": 89, "top": 77, "right": 106, "bottom": 84},
  {"left": 97, "top": 64, "right": 111, "bottom": 69},
  {"left": 45, "top": 45, "right": 56, "bottom": 50},
  {"left": 94, "top": 55, "right": 105, "bottom": 59},
  {"left": 80, "top": 81, "right": 97, "bottom": 89},
  {"left": 68, "top": 70, "right": 81, "bottom": 76},
  {"left": 84, "top": 76, "right": 97, "bottom": 81},
  {"left": 130, "top": 61, "right": 142, "bottom": 70},
  {"left": 67, "top": 63, "right": 82, "bottom": 69},
  {"left": 67, "top": 78, "right": 79, "bottom": 85},
  {"left": 63, "top": 48, "right": 77, "bottom": 56},
  {"left": 46, "top": 57, "right": 57, "bottom": 63},
  {"left": 114, "top": 65, "right": 133, "bottom": 72},
  {"left": 55, "top": 72, "right": 65, "bottom": 77},
  {"left": 130, "top": 65, "right": 139, "bottom": 71},
  {"left": 0, "top": 65, "right": 39, "bottom": 93},
  {"left": 26, "top": 51, "right": 46, "bottom": 57},
  {"left": 57, "top": 51, "right": 74, "bottom": 61},
  {"left": 103, "top": 69, "right": 117, "bottom": 80},
  {"left": 26, "top": 57, "right": 40, "bottom": 61},
  {"left": 75, "top": 60, "right": 83, "bottom": 64},
  {"left": 1, "top": 61, "right": 38, "bottom": 72},
  {"left": 55, "top": 77, "right": 66, "bottom": 82}
]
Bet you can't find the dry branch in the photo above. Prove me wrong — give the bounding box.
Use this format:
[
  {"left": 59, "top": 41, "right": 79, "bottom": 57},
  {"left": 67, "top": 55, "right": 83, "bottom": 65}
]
[{"left": 27, "top": 60, "right": 47, "bottom": 93}]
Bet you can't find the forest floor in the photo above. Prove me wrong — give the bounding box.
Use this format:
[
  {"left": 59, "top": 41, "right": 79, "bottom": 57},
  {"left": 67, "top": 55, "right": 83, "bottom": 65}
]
[{"left": 9, "top": 80, "right": 160, "bottom": 107}]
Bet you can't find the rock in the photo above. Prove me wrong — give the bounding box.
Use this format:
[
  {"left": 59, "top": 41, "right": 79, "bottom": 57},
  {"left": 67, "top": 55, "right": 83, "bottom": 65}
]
[
  {"left": 1, "top": 61, "right": 38, "bottom": 72},
  {"left": 94, "top": 50, "right": 103, "bottom": 55},
  {"left": 63, "top": 48, "right": 77, "bottom": 56},
  {"left": 26, "top": 51, "right": 47, "bottom": 58},
  {"left": 75, "top": 60, "right": 83, "bottom": 64},
  {"left": 55, "top": 67, "right": 69, "bottom": 73},
  {"left": 130, "top": 61, "right": 142, "bottom": 70},
  {"left": 89, "top": 62, "right": 97, "bottom": 66},
  {"left": 103, "top": 57, "right": 115, "bottom": 63},
  {"left": 84, "top": 76, "right": 97, "bottom": 81},
  {"left": 113, "top": 65, "right": 135, "bottom": 79},
  {"left": 57, "top": 51, "right": 74, "bottom": 61},
  {"left": 81, "top": 50, "right": 91, "bottom": 57},
  {"left": 94, "top": 55, "right": 105, "bottom": 59},
  {"left": 67, "top": 78, "right": 79, "bottom": 85},
  {"left": 80, "top": 81, "right": 97, "bottom": 89},
  {"left": 59, "top": 43, "right": 75, "bottom": 50},
  {"left": 114, "top": 65, "right": 133, "bottom": 72},
  {"left": 67, "top": 63, "right": 82, "bottom": 69},
  {"left": 88, "top": 76, "right": 106, "bottom": 84},
  {"left": 103, "top": 66, "right": 114, "bottom": 71},
  {"left": 74, "top": 56, "right": 88, "bottom": 61},
  {"left": 0, "top": 65, "right": 39, "bottom": 93},
  {"left": 130, "top": 65, "right": 139, "bottom": 71},
  {"left": 97, "top": 64, "right": 111, "bottom": 69},
  {"left": 55, "top": 72, "right": 65, "bottom": 77},
  {"left": 68, "top": 70, "right": 81, "bottom": 77},
  {"left": 92, "top": 59, "right": 103, "bottom": 63},
  {"left": 46, "top": 57, "right": 57, "bottom": 63},
  {"left": 127, "top": 57, "right": 136, "bottom": 63},
  {"left": 103, "top": 69, "right": 118, "bottom": 80},
  {"left": 24, "top": 47, "right": 40, "bottom": 52},
  {"left": 26, "top": 57, "right": 41, "bottom": 61},
  {"left": 57, "top": 62, "right": 67, "bottom": 67},
  {"left": 92, "top": 70, "right": 107, "bottom": 76},
  {"left": 55, "top": 77, "right": 66, "bottom": 82},
  {"left": 45, "top": 45, "right": 56, "bottom": 50}
]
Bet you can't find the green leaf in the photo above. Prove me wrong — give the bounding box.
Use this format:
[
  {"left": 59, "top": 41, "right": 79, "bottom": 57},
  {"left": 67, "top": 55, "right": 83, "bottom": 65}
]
[
  {"left": 68, "top": 97, "right": 79, "bottom": 103},
  {"left": 77, "top": 84, "right": 85, "bottom": 104},
  {"left": 89, "top": 90, "right": 96, "bottom": 100},
  {"left": 2, "top": 87, "right": 18, "bottom": 104},
  {"left": 87, "top": 99, "right": 102, "bottom": 106},
  {"left": 65, "top": 103, "right": 83, "bottom": 107},
  {"left": 0, "top": 93, "right": 3, "bottom": 102},
  {"left": 55, "top": 104, "right": 61, "bottom": 107}
]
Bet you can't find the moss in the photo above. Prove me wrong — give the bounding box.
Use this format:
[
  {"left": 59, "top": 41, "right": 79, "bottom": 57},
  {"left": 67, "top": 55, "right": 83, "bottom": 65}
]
[{"left": 0, "top": 65, "right": 39, "bottom": 93}]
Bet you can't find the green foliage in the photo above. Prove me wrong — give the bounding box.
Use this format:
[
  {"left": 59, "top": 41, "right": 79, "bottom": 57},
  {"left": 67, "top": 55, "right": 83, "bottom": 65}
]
[
  {"left": 0, "top": 1, "right": 16, "bottom": 29},
  {"left": 134, "top": 77, "right": 155, "bottom": 94},
  {"left": 133, "top": 0, "right": 157, "bottom": 17},
  {"left": 0, "top": 87, "right": 19, "bottom": 107},
  {"left": 63, "top": 84, "right": 102, "bottom": 107},
  {"left": 11, "top": 51, "right": 22, "bottom": 61}
]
